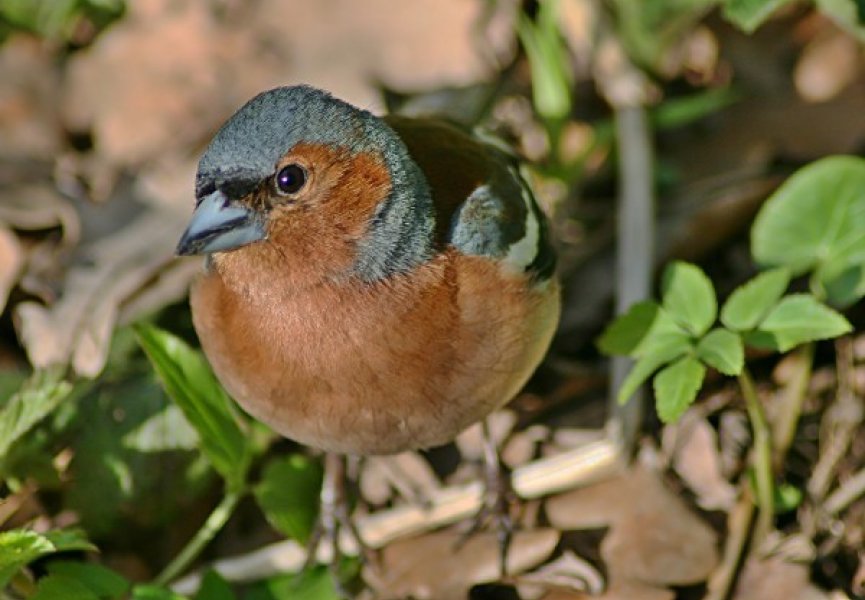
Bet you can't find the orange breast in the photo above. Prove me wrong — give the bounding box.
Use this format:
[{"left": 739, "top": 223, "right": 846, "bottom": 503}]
[{"left": 191, "top": 251, "right": 559, "bottom": 455}]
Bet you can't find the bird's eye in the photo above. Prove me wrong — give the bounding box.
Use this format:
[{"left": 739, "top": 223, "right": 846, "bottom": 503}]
[{"left": 274, "top": 164, "right": 307, "bottom": 195}]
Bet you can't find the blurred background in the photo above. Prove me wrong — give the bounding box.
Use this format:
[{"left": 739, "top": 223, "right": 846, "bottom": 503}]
[{"left": 3, "top": 0, "right": 865, "bottom": 598}]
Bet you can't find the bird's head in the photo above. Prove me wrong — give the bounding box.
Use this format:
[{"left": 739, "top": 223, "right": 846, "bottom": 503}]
[{"left": 177, "top": 85, "right": 434, "bottom": 287}]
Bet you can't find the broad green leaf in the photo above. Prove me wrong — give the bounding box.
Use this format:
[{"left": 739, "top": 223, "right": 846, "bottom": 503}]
[
  {"left": 754, "top": 294, "right": 852, "bottom": 352},
  {"left": 723, "top": 0, "right": 796, "bottom": 32},
  {"left": 254, "top": 455, "right": 323, "bottom": 544},
  {"left": 653, "top": 356, "right": 706, "bottom": 423},
  {"left": 0, "top": 529, "right": 95, "bottom": 588},
  {"left": 751, "top": 156, "right": 865, "bottom": 305},
  {"left": 194, "top": 570, "right": 236, "bottom": 600},
  {"left": 617, "top": 335, "right": 692, "bottom": 405},
  {"left": 46, "top": 561, "right": 129, "bottom": 599},
  {"left": 33, "top": 574, "right": 100, "bottom": 600},
  {"left": 597, "top": 301, "right": 662, "bottom": 355},
  {"left": 134, "top": 323, "right": 250, "bottom": 490},
  {"left": 661, "top": 262, "right": 717, "bottom": 336},
  {"left": 0, "top": 368, "right": 72, "bottom": 459},
  {"left": 720, "top": 267, "right": 790, "bottom": 331},
  {"left": 696, "top": 329, "right": 744, "bottom": 375},
  {"left": 132, "top": 585, "right": 188, "bottom": 600}
]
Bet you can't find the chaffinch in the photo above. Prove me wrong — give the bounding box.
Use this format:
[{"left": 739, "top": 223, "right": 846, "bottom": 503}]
[{"left": 176, "top": 85, "right": 560, "bottom": 568}]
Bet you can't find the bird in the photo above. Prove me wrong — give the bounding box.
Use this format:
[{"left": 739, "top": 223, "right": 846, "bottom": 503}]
[{"left": 176, "top": 84, "right": 560, "bottom": 575}]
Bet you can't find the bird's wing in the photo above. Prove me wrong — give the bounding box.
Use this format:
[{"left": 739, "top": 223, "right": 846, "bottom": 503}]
[{"left": 385, "top": 116, "right": 556, "bottom": 281}]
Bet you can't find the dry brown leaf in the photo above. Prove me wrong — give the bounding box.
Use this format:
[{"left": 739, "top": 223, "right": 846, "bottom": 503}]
[
  {"left": 546, "top": 467, "right": 718, "bottom": 587},
  {"left": 0, "top": 184, "right": 80, "bottom": 243},
  {"left": 663, "top": 411, "right": 736, "bottom": 511},
  {"left": 62, "top": 0, "right": 280, "bottom": 168},
  {"left": 540, "top": 579, "right": 675, "bottom": 600},
  {"left": 360, "top": 452, "right": 442, "bottom": 506},
  {"left": 0, "top": 36, "right": 63, "bottom": 160},
  {"left": 0, "top": 226, "right": 22, "bottom": 314},
  {"left": 733, "top": 556, "right": 829, "bottom": 600},
  {"left": 517, "top": 550, "right": 605, "bottom": 598},
  {"left": 250, "top": 0, "right": 514, "bottom": 111},
  {"left": 366, "top": 528, "right": 558, "bottom": 599},
  {"left": 14, "top": 203, "right": 189, "bottom": 377},
  {"left": 794, "top": 28, "right": 860, "bottom": 103}
]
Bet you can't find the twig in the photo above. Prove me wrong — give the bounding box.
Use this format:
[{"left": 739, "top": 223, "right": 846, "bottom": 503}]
[
  {"left": 739, "top": 369, "right": 774, "bottom": 545},
  {"left": 823, "top": 466, "right": 865, "bottom": 516},
  {"left": 171, "top": 438, "right": 621, "bottom": 594},
  {"left": 704, "top": 489, "right": 755, "bottom": 600},
  {"left": 809, "top": 337, "right": 863, "bottom": 501}
]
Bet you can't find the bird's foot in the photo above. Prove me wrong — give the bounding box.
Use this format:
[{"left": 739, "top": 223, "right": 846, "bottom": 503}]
[
  {"left": 305, "top": 454, "right": 379, "bottom": 594},
  {"left": 456, "top": 420, "right": 517, "bottom": 578}
]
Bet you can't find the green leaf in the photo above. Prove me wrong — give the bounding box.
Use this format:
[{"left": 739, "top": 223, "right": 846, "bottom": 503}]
[
  {"left": 0, "top": 368, "right": 72, "bottom": 460},
  {"left": 33, "top": 574, "right": 100, "bottom": 600},
  {"left": 723, "top": 0, "right": 796, "bottom": 32},
  {"left": 0, "top": 529, "right": 95, "bottom": 588},
  {"left": 254, "top": 455, "right": 323, "bottom": 544},
  {"left": 753, "top": 294, "right": 852, "bottom": 352},
  {"left": 131, "top": 585, "right": 188, "bottom": 600},
  {"left": 245, "top": 565, "right": 350, "bottom": 600},
  {"left": 751, "top": 156, "right": 865, "bottom": 305},
  {"left": 517, "top": 0, "right": 572, "bottom": 122},
  {"left": 46, "top": 561, "right": 130, "bottom": 599},
  {"left": 134, "top": 323, "right": 251, "bottom": 490},
  {"left": 720, "top": 268, "right": 790, "bottom": 331},
  {"left": 597, "top": 301, "right": 663, "bottom": 355},
  {"left": 653, "top": 356, "right": 706, "bottom": 423},
  {"left": 194, "top": 570, "right": 236, "bottom": 600},
  {"left": 617, "top": 334, "right": 692, "bottom": 405},
  {"left": 661, "top": 262, "right": 717, "bottom": 336},
  {"left": 696, "top": 329, "right": 744, "bottom": 376}
]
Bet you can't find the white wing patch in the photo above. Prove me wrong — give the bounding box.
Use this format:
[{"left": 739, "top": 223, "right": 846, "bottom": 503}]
[{"left": 503, "top": 166, "right": 539, "bottom": 270}]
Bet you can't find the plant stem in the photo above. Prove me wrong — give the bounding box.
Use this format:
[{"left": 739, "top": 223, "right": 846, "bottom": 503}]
[
  {"left": 772, "top": 342, "right": 814, "bottom": 469},
  {"left": 154, "top": 488, "right": 245, "bottom": 587},
  {"left": 738, "top": 368, "right": 774, "bottom": 545}
]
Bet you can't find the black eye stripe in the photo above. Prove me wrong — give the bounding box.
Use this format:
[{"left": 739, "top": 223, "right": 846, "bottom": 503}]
[{"left": 275, "top": 164, "right": 307, "bottom": 195}]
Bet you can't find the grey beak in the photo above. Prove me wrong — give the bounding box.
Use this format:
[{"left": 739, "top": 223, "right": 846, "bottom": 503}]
[{"left": 176, "top": 190, "right": 267, "bottom": 256}]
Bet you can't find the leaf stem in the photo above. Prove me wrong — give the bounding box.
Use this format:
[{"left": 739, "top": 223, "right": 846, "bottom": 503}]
[
  {"left": 154, "top": 488, "right": 245, "bottom": 587},
  {"left": 738, "top": 368, "right": 774, "bottom": 544},
  {"left": 771, "top": 342, "right": 814, "bottom": 469}
]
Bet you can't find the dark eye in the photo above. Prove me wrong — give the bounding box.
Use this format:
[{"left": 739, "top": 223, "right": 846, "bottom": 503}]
[{"left": 275, "top": 164, "right": 307, "bottom": 195}]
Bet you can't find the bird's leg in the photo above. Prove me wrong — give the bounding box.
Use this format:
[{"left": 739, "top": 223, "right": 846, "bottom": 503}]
[
  {"left": 458, "top": 418, "right": 516, "bottom": 577},
  {"left": 305, "top": 453, "right": 376, "bottom": 585}
]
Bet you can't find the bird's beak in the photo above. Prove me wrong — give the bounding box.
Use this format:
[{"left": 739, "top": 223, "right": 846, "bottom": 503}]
[{"left": 176, "top": 190, "right": 267, "bottom": 256}]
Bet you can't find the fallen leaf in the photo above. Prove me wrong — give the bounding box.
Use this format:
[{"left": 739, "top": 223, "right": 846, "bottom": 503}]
[
  {"left": 0, "top": 36, "right": 63, "bottom": 161},
  {"left": 360, "top": 451, "right": 442, "bottom": 506},
  {"left": 14, "top": 201, "right": 188, "bottom": 377},
  {"left": 794, "top": 26, "right": 859, "bottom": 103},
  {"left": 367, "top": 528, "right": 558, "bottom": 599},
  {"left": 540, "top": 579, "right": 675, "bottom": 600},
  {"left": 546, "top": 467, "right": 718, "bottom": 587},
  {"left": 517, "top": 550, "right": 605, "bottom": 598},
  {"left": 0, "top": 226, "right": 23, "bottom": 314},
  {"left": 663, "top": 411, "right": 737, "bottom": 511},
  {"left": 733, "top": 556, "right": 829, "bottom": 600},
  {"left": 62, "top": 0, "right": 281, "bottom": 168}
]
